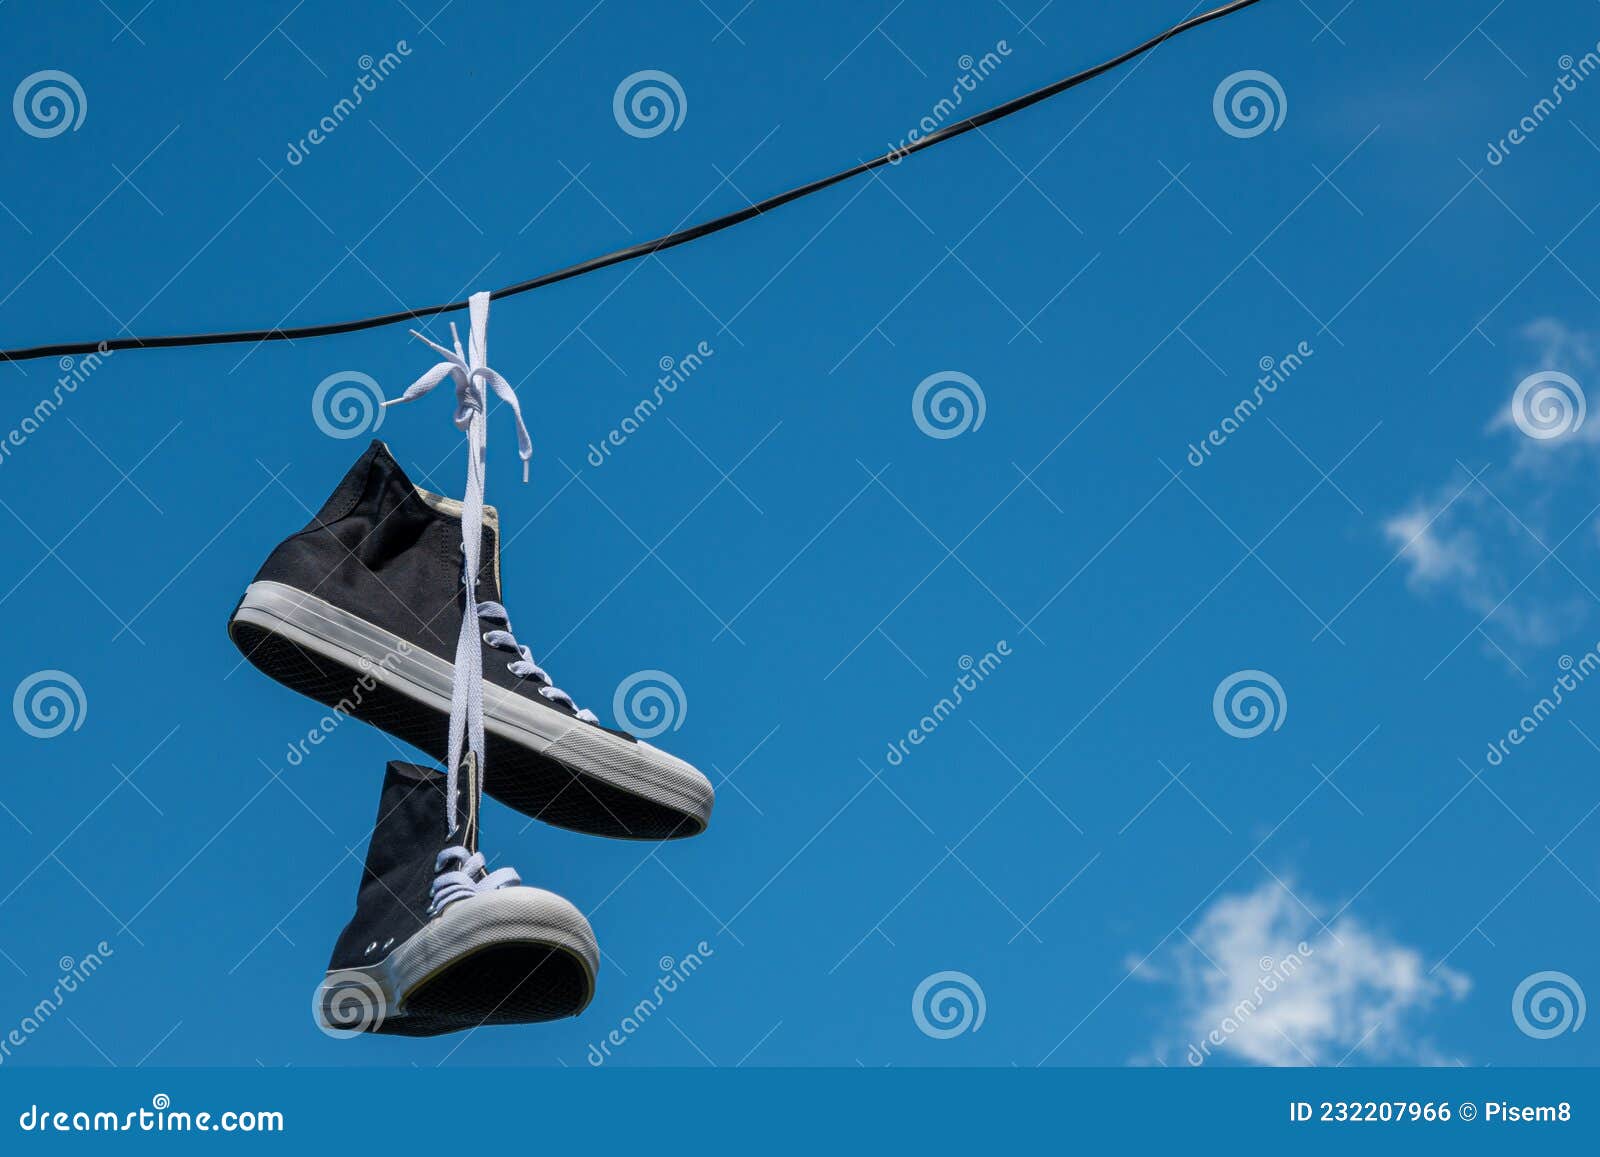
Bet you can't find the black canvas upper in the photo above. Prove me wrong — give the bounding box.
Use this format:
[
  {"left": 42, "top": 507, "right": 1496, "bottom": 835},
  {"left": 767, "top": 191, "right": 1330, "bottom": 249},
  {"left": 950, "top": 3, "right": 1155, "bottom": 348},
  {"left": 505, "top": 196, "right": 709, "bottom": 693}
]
[
  {"left": 250, "top": 440, "right": 634, "bottom": 742},
  {"left": 327, "top": 760, "right": 468, "bottom": 974},
  {"left": 231, "top": 438, "right": 705, "bottom": 839}
]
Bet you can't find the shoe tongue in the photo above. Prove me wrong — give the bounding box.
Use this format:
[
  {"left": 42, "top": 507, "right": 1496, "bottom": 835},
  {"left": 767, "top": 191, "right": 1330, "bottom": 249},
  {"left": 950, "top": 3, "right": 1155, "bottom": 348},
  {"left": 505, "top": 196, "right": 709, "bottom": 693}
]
[
  {"left": 449, "top": 751, "right": 480, "bottom": 854},
  {"left": 475, "top": 520, "right": 502, "bottom": 601}
]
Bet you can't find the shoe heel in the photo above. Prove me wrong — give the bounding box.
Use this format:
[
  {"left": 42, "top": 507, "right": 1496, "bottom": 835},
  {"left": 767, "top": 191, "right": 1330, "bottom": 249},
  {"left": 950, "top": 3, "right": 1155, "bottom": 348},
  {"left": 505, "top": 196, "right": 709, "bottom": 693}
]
[{"left": 228, "top": 593, "right": 447, "bottom": 755}]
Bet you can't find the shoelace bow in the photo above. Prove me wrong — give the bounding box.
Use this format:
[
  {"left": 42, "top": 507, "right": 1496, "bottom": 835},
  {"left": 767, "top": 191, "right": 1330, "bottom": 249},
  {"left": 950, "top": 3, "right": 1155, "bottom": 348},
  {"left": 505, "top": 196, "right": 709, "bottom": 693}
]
[
  {"left": 383, "top": 291, "right": 592, "bottom": 833},
  {"left": 427, "top": 845, "right": 521, "bottom": 916}
]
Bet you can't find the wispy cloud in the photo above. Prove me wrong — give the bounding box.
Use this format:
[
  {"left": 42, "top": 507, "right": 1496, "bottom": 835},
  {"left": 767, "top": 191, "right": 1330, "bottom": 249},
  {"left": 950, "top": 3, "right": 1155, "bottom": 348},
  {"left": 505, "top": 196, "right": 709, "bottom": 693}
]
[
  {"left": 1385, "top": 318, "right": 1600, "bottom": 654},
  {"left": 1488, "top": 318, "right": 1600, "bottom": 468},
  {"left": 1382, "top": 477, "right": 1575, "bottom": 648},
  {"left": 1519, "top": 317, "right": 1598, "bottom": 376},
  {"left": 1134, "top": 879, "right": 1468, "bottom": 1067}
]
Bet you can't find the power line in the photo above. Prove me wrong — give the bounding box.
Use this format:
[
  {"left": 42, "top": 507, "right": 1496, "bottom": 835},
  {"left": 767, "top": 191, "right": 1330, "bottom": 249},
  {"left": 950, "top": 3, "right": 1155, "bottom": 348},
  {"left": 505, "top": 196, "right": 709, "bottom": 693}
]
[{"left": 0, "top": 0, "right": 1264, "bottom": 364}]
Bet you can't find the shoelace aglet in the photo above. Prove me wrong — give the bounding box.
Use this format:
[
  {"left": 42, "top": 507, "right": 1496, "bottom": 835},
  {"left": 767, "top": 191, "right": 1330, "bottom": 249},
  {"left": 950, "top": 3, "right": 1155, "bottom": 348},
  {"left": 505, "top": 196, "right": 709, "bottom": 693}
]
[{"left": 407, "top": 327, "right": 459, "bottom": 362}]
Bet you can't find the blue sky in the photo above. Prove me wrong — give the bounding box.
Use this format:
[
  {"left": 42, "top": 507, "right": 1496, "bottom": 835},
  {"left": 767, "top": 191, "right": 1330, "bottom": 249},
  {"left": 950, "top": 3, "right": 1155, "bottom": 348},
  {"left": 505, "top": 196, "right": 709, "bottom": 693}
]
[{"left": 0, "top": 0, "right": 1597, "bottom": 1069}]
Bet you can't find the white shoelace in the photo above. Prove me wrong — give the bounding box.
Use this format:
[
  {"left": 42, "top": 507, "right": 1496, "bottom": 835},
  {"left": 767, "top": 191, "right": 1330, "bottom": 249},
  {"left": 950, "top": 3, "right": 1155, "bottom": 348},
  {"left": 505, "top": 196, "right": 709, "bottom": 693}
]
[
  {"left": 382, "top": 291, "right": 591, "bottom": 833},
  {"left": 427, "top": 845, "right": 521, "bottom": 916},
  {"left": 480, "top": 601, "right": 599, "bottom": 722}
]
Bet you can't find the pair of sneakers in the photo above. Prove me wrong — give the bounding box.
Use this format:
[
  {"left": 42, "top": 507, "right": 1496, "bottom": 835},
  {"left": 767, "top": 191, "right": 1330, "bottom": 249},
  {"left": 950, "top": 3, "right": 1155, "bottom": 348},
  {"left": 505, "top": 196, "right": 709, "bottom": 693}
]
[{"left": 229, "top": 295, "right": 714, "bottom": 1036}]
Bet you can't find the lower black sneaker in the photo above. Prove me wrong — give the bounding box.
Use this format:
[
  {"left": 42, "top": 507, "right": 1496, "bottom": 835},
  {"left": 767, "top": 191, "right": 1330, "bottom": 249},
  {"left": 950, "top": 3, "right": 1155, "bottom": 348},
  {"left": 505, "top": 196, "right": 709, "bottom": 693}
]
[
  {"left": 228, "top": 439, "right": 713, "bottom": 839},
  {"left": 316, "top": 760, "right": 598, "bottom": 1038}
]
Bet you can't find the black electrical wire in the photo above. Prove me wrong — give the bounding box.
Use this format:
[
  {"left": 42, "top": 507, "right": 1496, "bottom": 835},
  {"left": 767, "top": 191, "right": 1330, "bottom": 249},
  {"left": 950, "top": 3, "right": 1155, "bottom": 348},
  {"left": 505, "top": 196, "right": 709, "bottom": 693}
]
[{"left": 1, "top": 0, "right": 1264, "bottom": 364}]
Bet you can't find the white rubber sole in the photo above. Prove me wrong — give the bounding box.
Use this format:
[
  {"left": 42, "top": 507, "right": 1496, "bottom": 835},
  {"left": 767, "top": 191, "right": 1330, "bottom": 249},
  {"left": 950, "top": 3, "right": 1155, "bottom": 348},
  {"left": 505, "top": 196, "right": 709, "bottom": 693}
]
[
  {"left": 232, "top": 580, "right": 714, "bottom": 835},
  {"left": 317, "top": 888, "right": 599, "bottom": 1034}
]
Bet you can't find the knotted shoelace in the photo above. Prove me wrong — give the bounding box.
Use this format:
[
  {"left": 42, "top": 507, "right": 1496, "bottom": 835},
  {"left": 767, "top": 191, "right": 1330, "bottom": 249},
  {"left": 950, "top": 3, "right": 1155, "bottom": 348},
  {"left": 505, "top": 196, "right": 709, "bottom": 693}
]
[
  {"left": 383, "top": 291, "right": 592, "bottom": 833},
  {"left": 427, "top": 845, "right": 522, "bottom": 916}
]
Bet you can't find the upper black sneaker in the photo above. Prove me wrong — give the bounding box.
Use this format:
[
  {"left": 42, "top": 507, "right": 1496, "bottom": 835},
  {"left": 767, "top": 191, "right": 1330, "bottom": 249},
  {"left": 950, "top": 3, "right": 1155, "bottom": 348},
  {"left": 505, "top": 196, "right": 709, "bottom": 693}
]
[
  {"left": 228, "top": 439, "right": 714, "bottom": 839},
  {"left": 317, "top": 759, "right": 598, "bottom": 1037}
]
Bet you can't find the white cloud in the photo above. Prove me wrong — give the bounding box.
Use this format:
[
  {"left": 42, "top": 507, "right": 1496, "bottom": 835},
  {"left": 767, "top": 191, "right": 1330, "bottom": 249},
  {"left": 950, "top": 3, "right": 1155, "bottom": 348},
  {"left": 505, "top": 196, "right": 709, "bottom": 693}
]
[
  {"left": 1487, "top": 318, "right": 1600, "bottom": 463},
  {"left": 1381, "top": 478, "right": 1570, "bottom": 648},
  {"left": 1520, "top": 317, "right": 1599, "bottom": 373},
  {"left": 1136, "top": 879, "right": 1469, "bottom": 1067},
  {"left": 1383, "top": 505, "right": 1480, "bottom": 588},
  {"left": 1384, "top": 319, "right": 1600, "bottom": 653}
]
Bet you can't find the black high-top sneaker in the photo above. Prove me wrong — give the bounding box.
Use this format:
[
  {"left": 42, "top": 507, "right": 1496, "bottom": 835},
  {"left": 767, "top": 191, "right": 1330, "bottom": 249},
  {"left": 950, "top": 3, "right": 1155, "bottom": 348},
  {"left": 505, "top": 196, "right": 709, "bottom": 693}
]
[
  {"left": 317, "top": 759, "right": 599, "bottom": 1038},
  {"left": 227, "top": 439, "right": 714, "bottom": 839}
]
